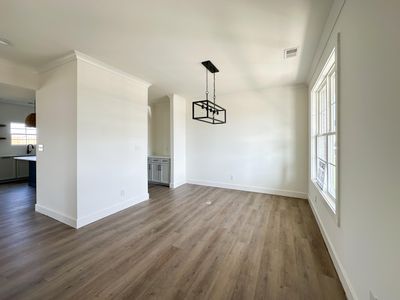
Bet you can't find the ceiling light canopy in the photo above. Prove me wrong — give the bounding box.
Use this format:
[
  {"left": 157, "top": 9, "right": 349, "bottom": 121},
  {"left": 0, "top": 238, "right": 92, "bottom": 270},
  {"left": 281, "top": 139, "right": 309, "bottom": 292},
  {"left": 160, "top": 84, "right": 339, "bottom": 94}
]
[{"left": 192, "top": 60, "right": 226, "bottom": 125}]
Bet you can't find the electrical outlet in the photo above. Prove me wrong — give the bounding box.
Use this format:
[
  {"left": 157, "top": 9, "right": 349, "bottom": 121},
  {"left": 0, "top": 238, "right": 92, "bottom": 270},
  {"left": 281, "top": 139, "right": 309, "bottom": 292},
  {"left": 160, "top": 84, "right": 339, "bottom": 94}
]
[
  {"left": 369, "top": 291, "right": 378, "bottom": 300},
  {"left": 230, "top": 175, "right": 233, "bottom": 181},
  {"left": 38, "top": 144, "right": 44, "bottom": 152},
  {"left": 120, "top": 190, "right": 125, "bottom": 198}
]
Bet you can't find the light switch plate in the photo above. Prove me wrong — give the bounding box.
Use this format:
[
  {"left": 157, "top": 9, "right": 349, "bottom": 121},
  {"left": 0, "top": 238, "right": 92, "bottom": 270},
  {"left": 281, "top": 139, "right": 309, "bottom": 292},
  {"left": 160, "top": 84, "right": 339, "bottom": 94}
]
[{"left": 38, "top": 144, "right": 44, "bottom": 152}]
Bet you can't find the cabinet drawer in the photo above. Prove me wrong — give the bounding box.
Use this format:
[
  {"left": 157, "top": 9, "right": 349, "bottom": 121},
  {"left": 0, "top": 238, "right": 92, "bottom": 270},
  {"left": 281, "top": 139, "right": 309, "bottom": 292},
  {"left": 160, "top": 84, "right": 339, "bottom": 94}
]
[
  {"left": 148, "top": 158, "right": 160, "bottom": 163},
  {"left": 148, "top": 157, "right": 170, "bottom": 164}
]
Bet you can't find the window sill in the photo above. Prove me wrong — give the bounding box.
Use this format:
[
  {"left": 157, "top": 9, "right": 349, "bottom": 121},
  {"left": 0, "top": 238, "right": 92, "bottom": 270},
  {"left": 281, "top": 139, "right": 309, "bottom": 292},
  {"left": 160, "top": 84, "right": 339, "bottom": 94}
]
[{"left": 312, "top": 180, "right": 336, "bottom": 215}]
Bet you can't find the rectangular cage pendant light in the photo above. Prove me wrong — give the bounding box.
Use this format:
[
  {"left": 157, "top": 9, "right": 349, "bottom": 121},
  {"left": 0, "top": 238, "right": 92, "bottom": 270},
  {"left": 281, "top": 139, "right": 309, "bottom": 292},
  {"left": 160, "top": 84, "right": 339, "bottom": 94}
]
[{"left": 192, "top": 60, "right": 226, "bottom": 124}]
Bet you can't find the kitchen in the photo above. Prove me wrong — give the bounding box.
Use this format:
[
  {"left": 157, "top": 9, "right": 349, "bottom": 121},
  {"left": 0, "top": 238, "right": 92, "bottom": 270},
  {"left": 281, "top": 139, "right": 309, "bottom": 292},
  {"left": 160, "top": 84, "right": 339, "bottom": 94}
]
[{"left": 0, "top": 83, "right": 37, "bottom": 190}]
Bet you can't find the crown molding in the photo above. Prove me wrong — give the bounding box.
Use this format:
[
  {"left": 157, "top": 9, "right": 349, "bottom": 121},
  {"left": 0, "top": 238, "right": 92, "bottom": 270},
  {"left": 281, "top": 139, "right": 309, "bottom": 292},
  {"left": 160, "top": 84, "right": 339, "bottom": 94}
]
[
  {"left": 38, "top": 52, "right": 76, "bottom": 74},
  {"left": 74, "top": 51, "right": 151, "bottom": 87},
  {"left": 38, "top": 50, "right": 151, "bottom": 88}
]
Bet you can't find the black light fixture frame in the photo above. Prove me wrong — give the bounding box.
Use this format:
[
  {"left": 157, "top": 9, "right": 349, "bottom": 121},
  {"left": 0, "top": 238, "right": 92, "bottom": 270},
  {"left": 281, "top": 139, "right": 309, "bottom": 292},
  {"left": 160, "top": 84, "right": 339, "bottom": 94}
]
[{"left": 192, "top": 60, "right": 226, "bottom": 124}]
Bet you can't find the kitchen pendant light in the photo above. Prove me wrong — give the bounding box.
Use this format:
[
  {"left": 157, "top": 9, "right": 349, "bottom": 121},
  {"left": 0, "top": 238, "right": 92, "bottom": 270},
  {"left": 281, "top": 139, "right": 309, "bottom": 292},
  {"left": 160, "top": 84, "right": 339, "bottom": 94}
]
[
  {"left": 192, "top": 60, "right": 226, "bottom": 124},
  {"left": 25, "top": 100, "right": 36, "bottom": 128}
]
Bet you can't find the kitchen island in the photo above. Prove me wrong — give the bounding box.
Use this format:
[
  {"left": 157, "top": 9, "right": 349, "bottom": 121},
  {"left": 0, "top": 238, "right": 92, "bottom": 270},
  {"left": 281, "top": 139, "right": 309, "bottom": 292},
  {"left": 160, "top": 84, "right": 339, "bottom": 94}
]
[{"left": 14, "top": 156, "right": 36, "bottom": 187}]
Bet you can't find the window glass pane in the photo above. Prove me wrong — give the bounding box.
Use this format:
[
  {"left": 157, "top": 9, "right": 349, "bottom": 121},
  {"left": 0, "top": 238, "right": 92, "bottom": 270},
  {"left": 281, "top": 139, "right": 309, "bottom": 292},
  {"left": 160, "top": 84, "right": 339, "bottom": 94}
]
[
  {"left": 311, "top": 137, "right": 316, "bottom": 179},
  {"left": 10, "top": 122, "right": 25, "bottom": 128},
  {"left": 330, "top": 72, "right": 336, "bottom": 132},
  {"left": 10, "top": 122, "right": 36, "bottom": 145},
  {"left": 330, "top": 72, "right": 336, "bottom": 104},
  {"left": 328, "top": 135, "right": 336, "bottom": 165},
  {"left": 317, "top": 159, "right": 327, "bottom": 190},
  {"left": 11, "top": 135, "right": 26, "bottom": 145},
  {"left": 319, "top": 86, "right": 327, "bottom": 134},
  {"left": 26, "top": 128, "right": 36, "bottom": 135},
  {"left": 11, "top": 128, "right": 26, "bottom": 135},
  {"left": 328, "top": 164, "right": 336, "bottom": 198},
  {"left": 330, "top": 103, "right": 336, "bottom": 132},
  {"left": 26, "top": 137, "right": 37, "bottom": 145},
  {"left": 317, "top": 136, "right": 327, "bottom": 162},
  {"left": 311, "top": 98, "right": 317, "bottom": 136}
]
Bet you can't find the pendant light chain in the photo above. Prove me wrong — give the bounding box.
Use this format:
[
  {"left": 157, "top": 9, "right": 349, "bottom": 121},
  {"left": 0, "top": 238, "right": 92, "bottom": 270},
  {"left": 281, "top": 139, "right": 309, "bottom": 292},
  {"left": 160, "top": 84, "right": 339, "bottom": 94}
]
[{"left": 213, "top": 73, "right": 216, "bottom": 104}]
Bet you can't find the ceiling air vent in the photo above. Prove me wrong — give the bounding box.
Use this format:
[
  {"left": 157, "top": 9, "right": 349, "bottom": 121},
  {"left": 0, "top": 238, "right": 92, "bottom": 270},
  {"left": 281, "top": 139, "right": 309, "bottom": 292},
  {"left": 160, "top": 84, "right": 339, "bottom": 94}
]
[{"left": 284, "top": 47, "right": 298, "bottom": 59}]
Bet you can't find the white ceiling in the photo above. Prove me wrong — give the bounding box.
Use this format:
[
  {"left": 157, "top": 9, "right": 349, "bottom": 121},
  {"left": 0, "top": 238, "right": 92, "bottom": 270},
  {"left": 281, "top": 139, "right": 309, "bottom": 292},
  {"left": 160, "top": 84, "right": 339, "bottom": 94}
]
[
  {"left": 0, "top": 82, "right": 35, "bottom": 105},
  {"left": 0, "top": 0, "right": 332, "bottom": 100}
]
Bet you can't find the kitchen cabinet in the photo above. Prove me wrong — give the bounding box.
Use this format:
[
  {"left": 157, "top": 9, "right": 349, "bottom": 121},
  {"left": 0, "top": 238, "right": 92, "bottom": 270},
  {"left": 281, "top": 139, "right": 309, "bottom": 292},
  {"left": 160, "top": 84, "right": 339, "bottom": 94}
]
[
  {"left": 0, "top": 156, "right": 31, "bottom": 182},
  {"left": 160, "top": 163, "right": 170, "bottom": 183},
  {"left": 16, "top": 160, "right": 29, "bottom": 178},
  {"left": 148, "top": 156, "right": 170, "bottom": 185},
  {"left": 13, "top": 156, "right": 36, "bottom": 187},
  {"left": 0, "top": 157, "right": 16, "bottom": 181},
  {"left": 151, "top": 164, "right": 161, "bottom": 182}
]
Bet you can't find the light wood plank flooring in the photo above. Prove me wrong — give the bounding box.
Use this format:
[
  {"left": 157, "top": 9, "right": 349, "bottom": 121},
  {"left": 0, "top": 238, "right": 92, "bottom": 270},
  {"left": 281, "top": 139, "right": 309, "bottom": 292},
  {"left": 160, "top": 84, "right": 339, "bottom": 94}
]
[{"left": 0, "top": 182, "right": 345, "bottom": 299}]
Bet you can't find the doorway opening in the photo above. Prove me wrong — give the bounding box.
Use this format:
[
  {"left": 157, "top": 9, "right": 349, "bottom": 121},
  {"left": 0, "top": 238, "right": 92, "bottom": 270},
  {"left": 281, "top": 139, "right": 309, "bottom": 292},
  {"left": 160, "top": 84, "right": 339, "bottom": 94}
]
[
  {"left": 148, "top": 88, "right": 172, "bottom": 192},
  {"left": 0, "top": 82, "right": 37, "bottom": 214}
]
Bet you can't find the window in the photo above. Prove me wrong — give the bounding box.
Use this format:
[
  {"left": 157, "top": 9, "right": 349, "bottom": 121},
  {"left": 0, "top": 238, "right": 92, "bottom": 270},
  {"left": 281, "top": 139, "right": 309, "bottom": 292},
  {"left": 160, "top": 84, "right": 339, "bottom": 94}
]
[
  {"left": 10, "top": 122, "right": 37, "bottom": 145},
  {"left": 311, "top": 49, "right": 337, "bottom": 213}
]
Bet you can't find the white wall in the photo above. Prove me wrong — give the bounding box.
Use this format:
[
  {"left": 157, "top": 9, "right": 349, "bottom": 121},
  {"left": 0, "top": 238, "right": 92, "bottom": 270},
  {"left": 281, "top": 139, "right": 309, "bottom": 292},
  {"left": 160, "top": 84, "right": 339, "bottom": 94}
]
[
  {"left": 76, "top": 58, "right": 149, "bottom": 226},
  {"left": 186, "top": 85, "right": 308, "bottom": 198},
  {"left": 308, "top": 1, "right": 400, "bottom": 299},
  {"left": 148, "top": 98, "right": 170, "bottom": 156},
  {"left": 0, "top": 58, "right": 38, "bottom": 90},
  {"left": 36, "top": 60, "right": 78, "bottom": 226},
  {"left": 170, "top": 94, "right": 186, "bottom": 188},
  {"left": 0, "top": 102, "right": 34, "bottom": 156},
  {"left": 35, "top": 52, "right": 150, "bottom": 228}
]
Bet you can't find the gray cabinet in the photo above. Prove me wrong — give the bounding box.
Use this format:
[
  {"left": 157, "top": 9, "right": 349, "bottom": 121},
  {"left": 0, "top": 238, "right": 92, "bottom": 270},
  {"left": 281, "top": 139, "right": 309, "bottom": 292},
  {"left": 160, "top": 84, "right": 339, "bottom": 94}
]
[
  {"left": 148, "top": 157, "right": 170, "bottom": 185},
  {"left": 16, "top": 160, "right": 29, "bottom": 178},
  {"left": 0, "top": 157, "right": 30, "bottom": 181},
  {"left": 160, "top": 163, "right": 169, "bottom": 184},
  {"left": 0, "top": 157, "right": 16, "bottom": 181},
  {"left": 151, "top": 164, "right": 161, "bottom": 182}
]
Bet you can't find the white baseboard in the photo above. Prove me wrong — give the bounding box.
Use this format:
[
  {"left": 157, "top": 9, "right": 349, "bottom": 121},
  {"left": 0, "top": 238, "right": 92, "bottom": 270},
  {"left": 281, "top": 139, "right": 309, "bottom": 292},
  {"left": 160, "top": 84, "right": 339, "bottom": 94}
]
[
  {"left": 35, "top": 204, "right": 77, "bottom": 228},
  {"left": 170, "top": 180, "right": 186, "bottom": 189},
  {"left": 308, "top": 198, "right": 357, "bottom": 300},
  {"left": 187, "top": 179, "right": 307, "bottom": 199},
  {"left": 76, "top": 193, "right": 149, "bottom": 228}
]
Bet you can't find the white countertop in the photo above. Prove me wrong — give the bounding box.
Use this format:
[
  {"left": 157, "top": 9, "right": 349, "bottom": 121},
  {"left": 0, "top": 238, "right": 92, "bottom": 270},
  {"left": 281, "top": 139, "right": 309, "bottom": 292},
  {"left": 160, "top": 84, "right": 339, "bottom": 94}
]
[{"left": 14, "top": 156, "right": 36, "bottom": 162}]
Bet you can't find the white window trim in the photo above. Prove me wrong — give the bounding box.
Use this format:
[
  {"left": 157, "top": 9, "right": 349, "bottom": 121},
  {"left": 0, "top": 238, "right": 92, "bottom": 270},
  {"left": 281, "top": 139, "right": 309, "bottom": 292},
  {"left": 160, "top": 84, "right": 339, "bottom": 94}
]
[{"left": 310, "top": 33, "right": 340, "bottom": 226}]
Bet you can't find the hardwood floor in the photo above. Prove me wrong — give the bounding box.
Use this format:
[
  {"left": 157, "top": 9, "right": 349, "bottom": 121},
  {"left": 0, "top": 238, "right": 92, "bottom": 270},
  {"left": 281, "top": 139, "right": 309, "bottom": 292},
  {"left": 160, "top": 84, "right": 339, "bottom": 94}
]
[{"left": 0, "top": 182, "right": 345, "bottom": 300}]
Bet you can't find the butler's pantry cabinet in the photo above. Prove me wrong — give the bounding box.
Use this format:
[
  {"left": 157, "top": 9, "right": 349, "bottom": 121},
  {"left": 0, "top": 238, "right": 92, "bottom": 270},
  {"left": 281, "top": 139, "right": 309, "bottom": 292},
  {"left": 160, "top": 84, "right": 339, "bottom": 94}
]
[{"left": 148, "top": 156, "right": 170, "bottom": 185}]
